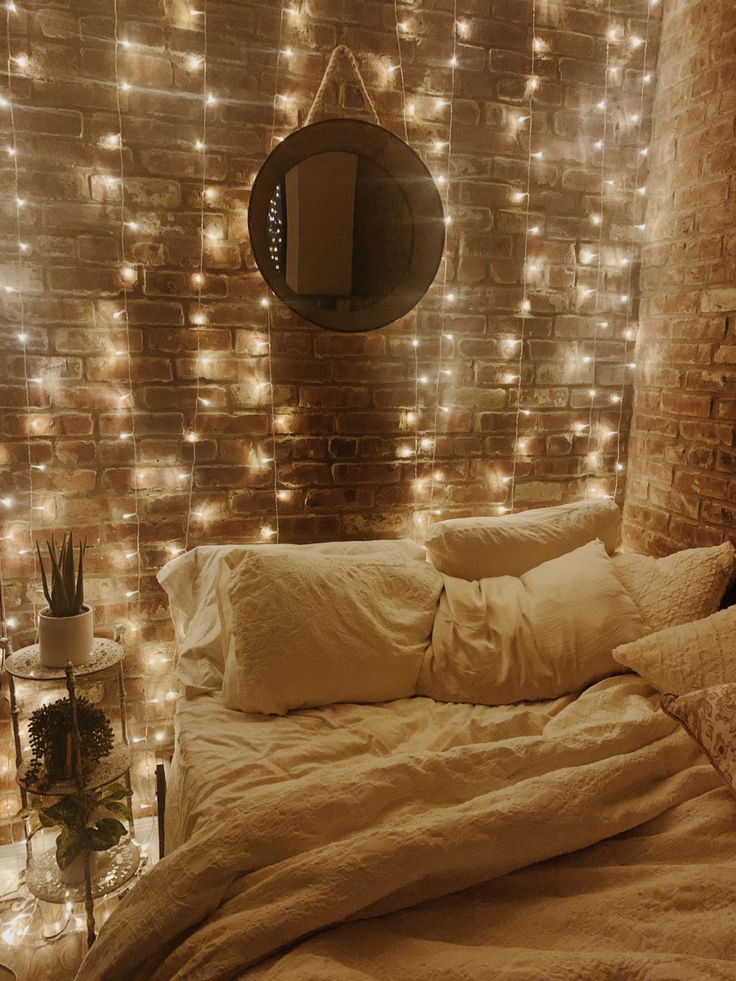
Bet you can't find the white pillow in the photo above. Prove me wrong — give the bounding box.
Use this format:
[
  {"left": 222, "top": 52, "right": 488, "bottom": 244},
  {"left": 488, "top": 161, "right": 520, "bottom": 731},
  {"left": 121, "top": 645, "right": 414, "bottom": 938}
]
[
  {"left": 417, "top": 540, "right": 648, "bottom": 706},
  {"left": 614, "top": 606, "right": 736, "bottom": 695},
  {"left": 222, "top": 552, "right": 443, "bottom": 715},
  {"left": 424, "top": 500, "right": 620, "bottom": 581},
  {"left": 157, "top": 540, "right": 427, "bottom": 695},
  {"left": 611, "top": 542, "right": 735, "bottom": 632}
]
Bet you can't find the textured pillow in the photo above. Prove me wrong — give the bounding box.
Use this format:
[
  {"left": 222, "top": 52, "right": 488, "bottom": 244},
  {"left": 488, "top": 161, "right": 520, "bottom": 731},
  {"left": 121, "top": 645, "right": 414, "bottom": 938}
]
[
  {"left": 661, "top": 684, "right": 736, "bottom": 797},
  {"left": 157, "top": 539, "right": 427, "bottom": 694},
  {"left": 222, "top": 552, "right": 443, "bottom": 715},
  {"left": 417, "top": 539, "right": 648, "bottom": 706},
  {"left": 614, "top": 606, "right": 736, "bottom": 695},
  {"left": 424, "top": 500, "right": 620, "bottom": 581},
  {"left": 612, "top": 542, "right": 736, "bottom": 632}
]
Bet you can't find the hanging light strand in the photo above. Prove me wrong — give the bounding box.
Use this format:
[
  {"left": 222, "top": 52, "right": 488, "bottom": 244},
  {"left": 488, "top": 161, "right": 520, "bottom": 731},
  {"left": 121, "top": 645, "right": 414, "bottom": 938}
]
[
  {"left": 256, "top": 0, "right": 291, "bottom": 544},
  {"left": 427, "top": 3, "right": 459, "bottom": 521},
  {"left": 614, "top": 4, "right": 653, "bottom": 498},
  {"left": 391, "top": 0, "right": 421, "bottom": 525},
  {"left": 111, "top": 0, "right": 156, "bottom": 817},
  {"left": 509, "top": 0, "right": 539, "bottom": 514},
  {"left": 184, "top": 0, "right": 209, "bottom": 551},
  {"left": 4, "top": 7, "right": 37, "bottom": 569},
  {"left": 584, "top": 0, "right": 614, "bottom": 494}
]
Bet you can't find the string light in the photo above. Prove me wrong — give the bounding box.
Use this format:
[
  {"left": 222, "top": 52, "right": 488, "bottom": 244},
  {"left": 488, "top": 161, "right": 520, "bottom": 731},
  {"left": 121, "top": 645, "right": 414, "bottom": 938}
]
[{"left": 427, "top": 2, "right": 459, "bottom": 525}]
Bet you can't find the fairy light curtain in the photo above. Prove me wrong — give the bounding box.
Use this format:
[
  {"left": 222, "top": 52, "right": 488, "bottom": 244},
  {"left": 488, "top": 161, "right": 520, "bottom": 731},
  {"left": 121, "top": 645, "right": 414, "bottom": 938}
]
[{"left": 0, "top": 0, "right": 660, "bottom": 915}]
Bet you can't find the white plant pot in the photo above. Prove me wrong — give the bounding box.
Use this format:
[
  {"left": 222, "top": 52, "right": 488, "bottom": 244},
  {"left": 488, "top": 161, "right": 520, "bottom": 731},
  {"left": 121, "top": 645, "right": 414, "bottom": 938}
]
[
  {"left": 38, "top": 607, "right": 93, "bottom": 668},
  {"left": 59, "top": 850, "right": 97, "bottom": 886}
]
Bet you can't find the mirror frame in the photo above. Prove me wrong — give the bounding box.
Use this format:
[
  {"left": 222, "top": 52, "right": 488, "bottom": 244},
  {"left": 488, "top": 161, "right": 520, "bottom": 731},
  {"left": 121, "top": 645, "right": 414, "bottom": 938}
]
[{"left": 248, "top": 119, "right": 446, "bottom": 333}]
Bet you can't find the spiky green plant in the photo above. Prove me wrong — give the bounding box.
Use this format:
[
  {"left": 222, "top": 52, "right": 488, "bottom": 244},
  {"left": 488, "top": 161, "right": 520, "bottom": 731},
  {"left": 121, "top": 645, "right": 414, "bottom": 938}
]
[{"left": 36, "top": 532, "right": 87, "bottom": 617}]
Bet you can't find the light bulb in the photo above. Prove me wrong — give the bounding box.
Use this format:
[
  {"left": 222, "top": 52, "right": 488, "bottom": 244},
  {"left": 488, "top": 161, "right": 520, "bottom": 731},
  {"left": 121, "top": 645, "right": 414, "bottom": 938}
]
[
  {"left": 1, "top": 497, "right": 13, "bottom": 508},
  {"left": 101, "top": 133, "right": 121, "bottom": 149},
  {"left": 192, "top": 272, "right": 205, "bottom": 287},
  {"left": 520, "top": 299, "right": 531, "bottom": 314},
  {"left": 206, "top": 93, "right": 217, "bottom": 105},
  {"left": 411, "top": 338, "right": 419, "bottom": 348},
  {"left": 449, "top": 55, "right": 458, "bottom": 67},
  {"left": 119, "top": 431, "right": 132, "bottom": 441},
  {"left": 187, "top": 55, "right": 204, "bottom": 70},
  {"left": 261, "top": 525, "right": 275, "bottom": 540},
  {"left": 195, "top": 139, "right": 205, "bottom": 151},
  {"left": 511, "top": 190, "right": 526, "bottom": 203},
  {"left": 125, "top": 220, "right": 139, "bottom": 230},
  {"left": 531, "top": 150, "right": 543, "bottom": 160},
  {"left": 615, "top": 462, "right": 624, "bottom": 472},
  {"left": 528, "top": 226, "right": 540, "bottom": 236},
  {"left": 446, "top": 292, "right": 456, "bottom": 302},
  {"left": 17, "top": 332, "right": 28, "bottom": 344},
  {"left": 13, "top": 54, "right": 29, "bottom": 70},
  {"left": 121, "top": 264, "right": 136, "bottom": 282},
  {"left": 185, "top": 432, "right": 198, "bottom": 443}
]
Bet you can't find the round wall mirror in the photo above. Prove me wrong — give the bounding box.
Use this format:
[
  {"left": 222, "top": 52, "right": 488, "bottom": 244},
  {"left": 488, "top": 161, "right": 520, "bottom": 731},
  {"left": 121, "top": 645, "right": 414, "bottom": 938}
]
[{"left": 248, "top": 119, "right": 446, "bottom": 333}]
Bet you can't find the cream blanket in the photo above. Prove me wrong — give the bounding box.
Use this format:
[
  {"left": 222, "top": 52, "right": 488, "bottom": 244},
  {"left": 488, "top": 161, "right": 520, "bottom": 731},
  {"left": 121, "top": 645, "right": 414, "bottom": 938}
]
[{"left": 76, "top": 677, "right": 726, "bottom": 981}]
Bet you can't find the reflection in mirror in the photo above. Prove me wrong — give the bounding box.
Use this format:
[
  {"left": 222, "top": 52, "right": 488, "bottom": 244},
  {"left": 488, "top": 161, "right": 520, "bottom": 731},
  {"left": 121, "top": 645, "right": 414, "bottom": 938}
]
[
  {"left": 265, "top": 152, "right": 413, "bottom": 313},
  {"left": 249, "top": 119, "right": 445, "bottom": 333}
]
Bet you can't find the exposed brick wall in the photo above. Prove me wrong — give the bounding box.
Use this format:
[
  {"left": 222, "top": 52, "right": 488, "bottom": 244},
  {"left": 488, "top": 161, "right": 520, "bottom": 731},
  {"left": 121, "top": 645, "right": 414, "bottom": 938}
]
[
  {"left": 0, "top": 0, "right": 659, "bottom": 822},
  {"left": 622, "top": 0, "right": 736, "bottom": 555}
]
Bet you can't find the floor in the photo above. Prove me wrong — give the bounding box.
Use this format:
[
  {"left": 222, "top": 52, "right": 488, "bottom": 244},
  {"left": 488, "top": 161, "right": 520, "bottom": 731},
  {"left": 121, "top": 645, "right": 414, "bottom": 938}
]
[{"left": 0, "top": 817, "right": 159, "bottom": 981}]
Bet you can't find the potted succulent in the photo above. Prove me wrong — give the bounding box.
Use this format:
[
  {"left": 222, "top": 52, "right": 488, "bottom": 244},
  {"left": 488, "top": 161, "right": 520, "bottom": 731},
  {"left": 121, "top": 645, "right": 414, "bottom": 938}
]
[
  {"left": 36, "top": 532, "right": 92, "bottom": 667},
  {"left": 26, "top": 695, "right": 114, "bottom": 791},
  {"left": 22, "top": 784, "right": 130, "bottom": 885}
]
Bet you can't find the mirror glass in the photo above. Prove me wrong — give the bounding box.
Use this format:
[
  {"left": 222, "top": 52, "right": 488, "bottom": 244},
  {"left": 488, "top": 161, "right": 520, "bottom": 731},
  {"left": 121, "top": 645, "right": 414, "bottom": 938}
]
[{"left": 249, "top": 120, "right": 445, "bottom": 333}]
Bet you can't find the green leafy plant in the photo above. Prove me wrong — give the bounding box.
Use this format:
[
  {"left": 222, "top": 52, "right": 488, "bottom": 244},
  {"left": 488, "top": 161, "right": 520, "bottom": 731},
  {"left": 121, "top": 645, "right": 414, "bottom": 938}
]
[
  {"left": 26, "top": 696, "right": 114, "bottom": 791},
  {"left": 36, "top": 532, "right": 87, "bottom": 617},
  {"left": 22, "top": 784, "right": 130, "bottom": 871}
]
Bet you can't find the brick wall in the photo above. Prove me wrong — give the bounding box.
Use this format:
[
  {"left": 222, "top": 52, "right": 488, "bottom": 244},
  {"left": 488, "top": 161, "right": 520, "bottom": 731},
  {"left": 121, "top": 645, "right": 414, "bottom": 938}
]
[
  {"left": 0, "top": 0, "right": 658, "bottom": 821},
  {"left": 622, "top": 0, "right": 736, "bottom": 555}
]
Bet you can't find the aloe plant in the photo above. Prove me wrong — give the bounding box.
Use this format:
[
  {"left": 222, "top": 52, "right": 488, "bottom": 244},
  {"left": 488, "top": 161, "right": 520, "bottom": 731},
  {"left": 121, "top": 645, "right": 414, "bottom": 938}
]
[{"left": 36, "top": 532, "right": 87, "bottom": 617}]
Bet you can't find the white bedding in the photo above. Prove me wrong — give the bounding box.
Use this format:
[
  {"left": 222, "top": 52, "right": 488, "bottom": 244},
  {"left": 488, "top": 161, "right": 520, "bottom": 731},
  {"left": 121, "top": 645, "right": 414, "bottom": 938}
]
[{"left": 76, "top": 676, "right": 735, "bottom": 980}]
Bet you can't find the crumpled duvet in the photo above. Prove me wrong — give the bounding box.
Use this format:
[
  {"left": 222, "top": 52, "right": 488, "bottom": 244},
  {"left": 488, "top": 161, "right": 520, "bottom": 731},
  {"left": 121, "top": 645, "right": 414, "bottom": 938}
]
[{"left": 76, "top": 676, "right": 727, "bottom": 981}]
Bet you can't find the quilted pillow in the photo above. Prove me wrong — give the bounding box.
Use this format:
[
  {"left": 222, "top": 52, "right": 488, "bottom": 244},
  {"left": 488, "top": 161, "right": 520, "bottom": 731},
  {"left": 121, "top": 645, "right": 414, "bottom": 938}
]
[
  {"left": 614, "top": 606, "right": 736, "bottom": 695},
  {"left": 612, "top": 542, "right": 736, "bottom": 632},
  {"left": 424, "top": 499, "right": 620, "bottom": 581},
  {"left": 417, "top": 539, "right": 648, "bottom": 706},
  {"left": 661, "top": 685, "right": 736, "bottom": 797}
]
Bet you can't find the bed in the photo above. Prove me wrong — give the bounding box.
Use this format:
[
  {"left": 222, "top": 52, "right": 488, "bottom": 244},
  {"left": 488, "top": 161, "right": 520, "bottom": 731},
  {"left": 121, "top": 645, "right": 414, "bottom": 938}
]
[{"left": 75, "top": 506, "right": 736, "bottom": 980}]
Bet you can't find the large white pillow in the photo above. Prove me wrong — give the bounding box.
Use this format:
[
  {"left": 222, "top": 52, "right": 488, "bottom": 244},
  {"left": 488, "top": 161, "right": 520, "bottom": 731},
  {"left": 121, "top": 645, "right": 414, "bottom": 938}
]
[
  {"left": 157, "top": 540, "right": 427, "bottom": 695},
  {"left": 424, "top": 500, "right": 620, "bottom": 581},
  {"left": 614, "top": 606, "right": 736, "bottom": 695},
  {"left": 417, "top": 539, "right": 648, "bottom": 706},
  {"left": 611, "top": 542, "right": 735, "bottom": 632},
  {"left": 222, "top": 552, "right": 443, "bottom": 715}
]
